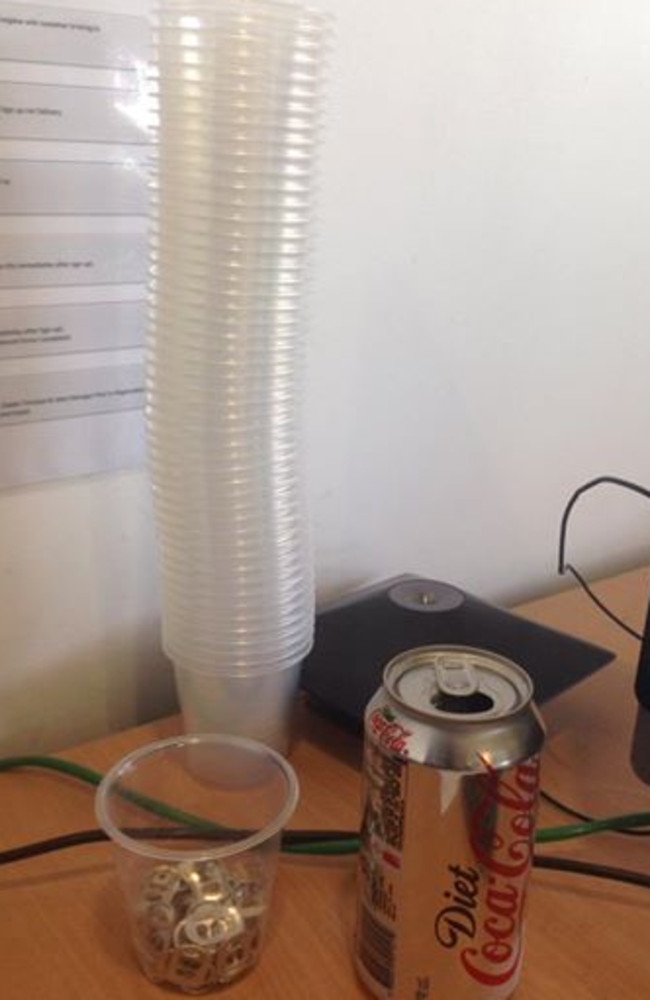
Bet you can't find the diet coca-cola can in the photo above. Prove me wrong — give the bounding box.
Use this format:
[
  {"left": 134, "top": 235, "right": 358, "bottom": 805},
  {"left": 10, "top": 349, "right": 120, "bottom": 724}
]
[{"left": 354, "top": 645, "right": 545, "bottom": 1000}]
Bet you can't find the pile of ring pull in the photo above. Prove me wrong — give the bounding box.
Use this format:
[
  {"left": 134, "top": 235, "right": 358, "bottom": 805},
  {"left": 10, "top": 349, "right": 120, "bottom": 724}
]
[{"left": 134, "top": 857, "right": 266, "bottom": 991}]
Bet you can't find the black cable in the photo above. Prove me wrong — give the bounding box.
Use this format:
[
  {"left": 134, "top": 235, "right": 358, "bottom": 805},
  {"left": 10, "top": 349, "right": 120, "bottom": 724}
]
[
  {"left": 2, "top": 827, "right": 650, "bottom": 891},
  {"left": 562, "top": 562, "right": 642, "bottom": 641},
  {"left": 533, "top": 854, "right": 650, "bottom": 890},
  {"left": 558, "top": 475, "right": 650, "bottom": 641},
  {"left": 0, "top": 826, "right": 359, "bottom": 866},
  {"left": 0, "top": 829, "right": 109, "bottom": 864}
]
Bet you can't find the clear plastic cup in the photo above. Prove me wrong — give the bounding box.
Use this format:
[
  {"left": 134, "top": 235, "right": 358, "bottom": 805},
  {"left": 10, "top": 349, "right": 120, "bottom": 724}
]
[
  {"left": 158, "top": 562, "right": 312, "bottom": 593},
  {"left": 158, "top": 566, "right": 309, "bottom": 588},
  {"left": 154, "top": 9, "right": 327, "bottom": 29},
  {"left": 146, "top": 450, "right": 302, "bottom": 473},
  {"left": 149, "top": 258, "right": 307, "bottom": 278},
  {"left": 155, "top": 525, "right": 308, "bottom": 547},
  {"left": 159, "top": 607, "right": 314, "bottom": 640},
  {"left": 144, "top": 375, "right": 302, "bottom": 397},
  {"left": 150, "top": 157, "right": 317, "bottom": 185},
  {"left": 147, "top": 337, "right": 303, "bottom": 355},
  {"left": 151, "top": 488, "right": 306, "bottom": 510},
  {"left": 151, "top": 100, "right": 317, "bottom": 121},
  {"left": 164, "top": 641, "right": 314, "bottom": 674},
  {"left": 150, "top": 511, "right": 307, "bottom": 539},
  {"left": 151, "top": 156, "right": 312, "bottom": 184},
  {"left": 163, "top": 647, "right": 314, "bottom": 675},
  {"left": 150, "top": 108, "right": 320, "bottom": 129},
  {"left": 146, "top": 433, "right": 301, "bottom": 454},
  {"left": 172, "top": 661, "right": 304, "bottom": 753},
  {"left": 159, "top": 579, "right": 310, "bottom": 605},
  {"left": 159, "top": 603, "right": 313, "bottom": 630},
  {"left": 157, "top": 568, "right": 313, "bottom": 599},
  {"left": 145, "top": 367, "right": 303, "bottom": 385},
  {"left": 153, "top": 28, "right": 328, "bottom": 50},
  {"left": 148, "top": 141, "right": 317, "bottom": 164},
  {"left": 151, "top": 519, "right": 310, "bottom": 550},
  {"left": 151, "top": 226, "right": 309, "bottom": 246},
  {"left": 148, "top": 229, "right": 310, "bottom": 248},
  {"left": 151, "top": 78, "right": 324, "bottom": 102},
  {"left": 160, "top": 614, "right": 313, "bottom": 667},
  {"left": 146, "top": 0, "right": 328, "bottom": 735},
  {"left": 145, "top": 441, "right": 302, "bottom": 467},
  {"left": 147, "top": 433, "right": 301, "bottom": 452},
  {"left": 149, "top": 269, "right": 306, "bottom": 289},
  {"left": 154, "top": 8, "right": 329, "bottom": 27},
  {"left": 154, "top": 518, "right": 308, "bottom": 541},
  {"left": 95, "top": 734, "right": 298, "bottom": 992},
  {"left": 145, "top": 348, "right": 303, "bottom": 369},
  {"left": 148, "top": 299, "right": 303, "bottom": 320},
  {"left": 149, "top": 496, "right": 305, "bottom": 520},
  {"left": 145, "top": 326, "right": 303, "bottom": 345},
  {"left": 150, "top": 120, "right": 319, "bottom": 143},
  {"left": 157, "top": 581, "right": 313, "bottom": 614},
  {"left": 147, "top": 381, "right": 302, "bottom": 397},
  {"left": 150, "top": 221, "right": 308, "bottom": 237},
  {"left": 148, "top": 280, "right": 306, "bottom": 297},
  {"left": 145, "top": 365, "right": 301, "bottom": 379},
  {"left": 151, "top": 47, "right": 324, "bottom": 71},
  {"left": 147, "top": 308, "right": 302, "bottom": 329},
  {"left": 151, "top": 253, "right": 307, "bottom": 272},
  {"left": 157, "top": 548, "right": 309, "bottom": 569},
  {"left": 146, "top": 411, "right": 301, "bottom": 431},
  {"left": 155, "top": 544, "right": 311, "bottom": 572},
  {"left": 149, "top": 106, "right": 320, "bottom": 133},
  {"left": 164, "top": 622, "right": 313, "bottom": 659},
  {"left": 147, "top": 453, "right": 303, "bottom": 474},
  {"left": 154, "top": 13, "right": 329, "bottom": 37},
  {"left": 146, "top": 446, "right": 302, "bottom": 469},
  {"left": 150, "top": 218, "right": 310, "bottom": 238},
  {"left": 150, "top": 210, "right": 312, "bottom": 232},
  {"left": 145, "top": 364, "right": 302, "bottom": 385},
  {"left": 160, "top": 613, "right": 313, "bottom": 640},
  {"left": 150, "top": 180, "right": 314, "bottom": 207},
  {"left": 152, "top": 522, "right": 307, "bottom": 549},
  {"left": 163, "top": 620, "right": 313, "bottom": 650}
]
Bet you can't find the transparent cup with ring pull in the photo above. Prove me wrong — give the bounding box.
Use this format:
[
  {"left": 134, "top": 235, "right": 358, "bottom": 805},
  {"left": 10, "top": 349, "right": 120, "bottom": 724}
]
[{"left": 95, "top": 734, "right": 299, "bottom": 993}]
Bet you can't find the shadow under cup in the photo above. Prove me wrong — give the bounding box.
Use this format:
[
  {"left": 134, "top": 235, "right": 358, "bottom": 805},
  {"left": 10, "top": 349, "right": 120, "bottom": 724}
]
[{"left": 95, "top": 734, "right": 299, "bottom": 993}]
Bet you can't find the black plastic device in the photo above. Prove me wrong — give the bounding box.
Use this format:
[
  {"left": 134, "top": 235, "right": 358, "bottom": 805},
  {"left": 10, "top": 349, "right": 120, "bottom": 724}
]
[
  {"left": 300, "top": 575, "right": 614, "bottom": 730},
  {"left": 635, "top": 599, "right": 650, "bottom": 710}
]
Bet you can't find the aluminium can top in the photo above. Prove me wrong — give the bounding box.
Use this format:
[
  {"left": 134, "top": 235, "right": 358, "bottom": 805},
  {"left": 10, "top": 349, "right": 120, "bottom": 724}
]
[
  {"left": 384, "top": 645, "right": 533, "bottom": 722},
  {"left": 380, "top": 645, "right": 545, "bottom": 770}
]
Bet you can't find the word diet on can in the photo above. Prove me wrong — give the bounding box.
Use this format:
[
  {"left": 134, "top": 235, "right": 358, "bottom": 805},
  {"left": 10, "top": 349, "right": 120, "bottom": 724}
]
[{"left": 354, "top": 645, "right": 546, "bottom": 1000}]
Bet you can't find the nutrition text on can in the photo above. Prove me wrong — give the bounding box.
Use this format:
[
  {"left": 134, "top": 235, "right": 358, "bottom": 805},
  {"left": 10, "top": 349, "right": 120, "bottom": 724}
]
[{"left": 354, "top": 645, "right": 545, "bottom": 1000}]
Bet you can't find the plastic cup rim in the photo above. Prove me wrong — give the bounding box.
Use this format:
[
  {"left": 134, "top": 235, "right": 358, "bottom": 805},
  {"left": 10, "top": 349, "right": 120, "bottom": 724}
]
[
  {"left": 173, "top": 658, "right": 305, "bottom": 679},
  {"left": 95, "top": 732, "right": 299, "bottom": 861},
  {"left": 168, "top": 647, "right": 311, "bottom": 669}
]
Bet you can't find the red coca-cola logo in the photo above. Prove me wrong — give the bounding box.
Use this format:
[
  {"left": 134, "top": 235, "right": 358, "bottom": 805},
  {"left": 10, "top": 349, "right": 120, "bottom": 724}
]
[
  {"left": 434, "top": 756, "right": 540, "bottom": 989},
  {"left": 368, "top": 707, "right": 412, "bottom": 755}
]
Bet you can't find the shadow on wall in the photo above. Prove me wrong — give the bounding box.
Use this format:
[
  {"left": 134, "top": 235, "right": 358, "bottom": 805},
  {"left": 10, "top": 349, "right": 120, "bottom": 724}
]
[{"left": 0, "top": 622, "right": 178, "bottom": 755}]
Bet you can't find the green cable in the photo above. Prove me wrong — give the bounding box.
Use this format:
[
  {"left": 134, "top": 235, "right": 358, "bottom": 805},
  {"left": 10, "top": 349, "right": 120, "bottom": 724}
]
[
  {"left": 285, "top": 809, "right": 650, "bottom": 855},
  {"left": 535, "top": 812, "right": 650, "bottom": 844},
  {"left": 2, "top": 754, "right": 650, "bottom": 853},
  {"left": 0, "top": 754, "right": 104, "bottom": 786},
  {"left": 0, "top": 754, "right": 224, "bottom": 833}
]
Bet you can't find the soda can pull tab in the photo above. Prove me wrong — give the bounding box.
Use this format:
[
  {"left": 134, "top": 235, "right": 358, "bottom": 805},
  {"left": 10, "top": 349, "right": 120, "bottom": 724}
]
[{"left": 435, "top": 659, "right": 479, "bottom": 698}]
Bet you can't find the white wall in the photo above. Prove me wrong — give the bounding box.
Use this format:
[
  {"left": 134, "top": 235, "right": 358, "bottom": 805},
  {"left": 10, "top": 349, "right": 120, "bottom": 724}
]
[{"left": 1, "top": 0, "right": 650, "bottom": 753}]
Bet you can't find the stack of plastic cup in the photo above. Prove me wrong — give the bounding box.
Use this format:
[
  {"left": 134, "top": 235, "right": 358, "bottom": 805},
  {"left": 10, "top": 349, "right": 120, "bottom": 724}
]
[{"left": 146, "top": 0, "right": 331, "bottom": 751}]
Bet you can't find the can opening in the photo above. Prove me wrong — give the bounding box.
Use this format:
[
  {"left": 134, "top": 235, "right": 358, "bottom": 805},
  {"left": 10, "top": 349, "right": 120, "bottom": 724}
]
[{"left": 430, "top": 691, "right": 495, "bottom": 715}]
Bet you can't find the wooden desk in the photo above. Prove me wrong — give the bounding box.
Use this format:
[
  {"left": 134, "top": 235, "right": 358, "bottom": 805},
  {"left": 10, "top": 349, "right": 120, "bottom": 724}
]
[{"left": 1, "top": 568, "right": 649, "bottom": 999}]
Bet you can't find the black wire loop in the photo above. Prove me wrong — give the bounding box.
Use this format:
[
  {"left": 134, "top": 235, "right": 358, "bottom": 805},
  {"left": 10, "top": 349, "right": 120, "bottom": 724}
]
[{"left": 558, "top": 475, "right": 650, "bottom": 641}]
